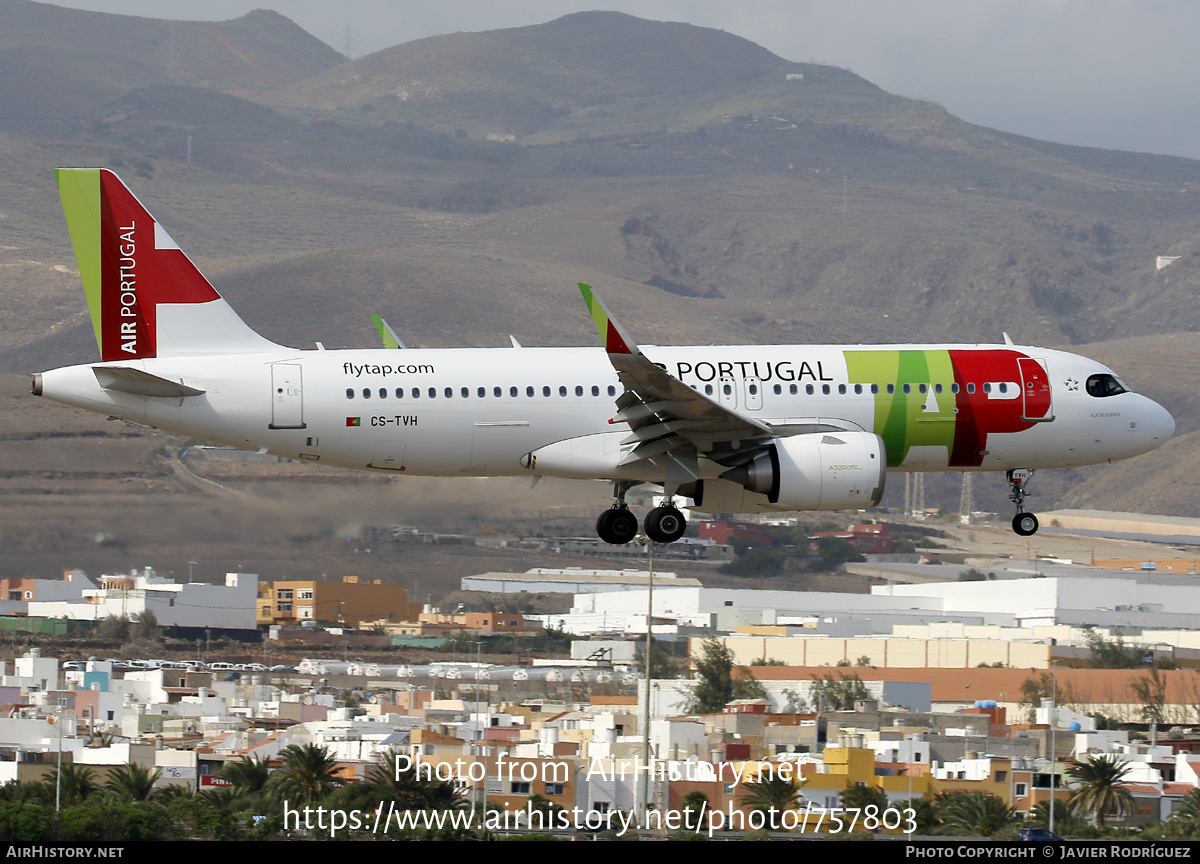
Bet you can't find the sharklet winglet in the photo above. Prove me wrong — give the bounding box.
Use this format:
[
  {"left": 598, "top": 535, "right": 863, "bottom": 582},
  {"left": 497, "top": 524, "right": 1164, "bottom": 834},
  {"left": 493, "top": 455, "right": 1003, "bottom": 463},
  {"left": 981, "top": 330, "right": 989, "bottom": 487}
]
[
  {"left": 370, "top": 314, "right": 405, "bottom": 349},
  {"left": 578, "top": 283, "right": 636, "bottom": 356}
]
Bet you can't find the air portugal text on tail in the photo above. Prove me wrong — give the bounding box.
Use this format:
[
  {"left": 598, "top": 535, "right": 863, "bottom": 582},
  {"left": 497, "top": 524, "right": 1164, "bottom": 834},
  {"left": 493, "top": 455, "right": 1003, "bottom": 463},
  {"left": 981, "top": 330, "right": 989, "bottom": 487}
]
[
  {"left": 35, "top": 170, "right": 1176, "bottom": 546},
  {"left": 53, "top": 168, "right": 277, "bottom": 360}
]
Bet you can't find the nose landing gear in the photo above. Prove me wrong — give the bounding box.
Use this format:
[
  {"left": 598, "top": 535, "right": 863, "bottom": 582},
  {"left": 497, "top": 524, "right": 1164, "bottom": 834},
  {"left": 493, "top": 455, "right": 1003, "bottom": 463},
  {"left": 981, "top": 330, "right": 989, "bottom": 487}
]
[{"left": 1007, "top": 468, "right": 1039, "bottom": 536}]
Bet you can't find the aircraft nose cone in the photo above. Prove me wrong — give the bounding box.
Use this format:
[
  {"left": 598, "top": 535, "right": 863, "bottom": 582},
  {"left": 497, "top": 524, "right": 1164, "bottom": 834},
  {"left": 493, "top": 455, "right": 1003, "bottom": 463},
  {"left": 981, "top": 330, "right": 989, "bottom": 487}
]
[
  {"left": 1140, "top": 396, "right": 1174, "bottom": 448},
  {"left": 1150, "top": 399, "right": 1175, "bottom": 442}
]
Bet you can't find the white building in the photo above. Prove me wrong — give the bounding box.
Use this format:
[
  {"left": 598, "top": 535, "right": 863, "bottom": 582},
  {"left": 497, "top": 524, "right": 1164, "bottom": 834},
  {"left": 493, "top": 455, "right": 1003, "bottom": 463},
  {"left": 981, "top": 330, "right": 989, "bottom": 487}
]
[{"left": 28, "top": 567, "right": 258, "bottom": 631}]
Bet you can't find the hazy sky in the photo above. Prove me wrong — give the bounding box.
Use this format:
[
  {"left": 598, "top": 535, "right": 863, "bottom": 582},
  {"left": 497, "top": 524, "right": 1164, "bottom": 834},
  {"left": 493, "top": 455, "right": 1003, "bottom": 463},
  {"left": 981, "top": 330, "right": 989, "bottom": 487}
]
[{"left": 47, "top": 0, "right": 1200, "bottom": 161}]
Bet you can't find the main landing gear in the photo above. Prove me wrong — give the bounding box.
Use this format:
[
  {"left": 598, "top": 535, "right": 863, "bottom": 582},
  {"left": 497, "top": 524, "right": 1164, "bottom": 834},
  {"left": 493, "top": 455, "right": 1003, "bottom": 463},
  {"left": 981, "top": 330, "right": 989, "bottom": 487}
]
[
  {"left": 595, "top": 481, "right": 688, "bottom": 545},
  {"left": 645, "top": 503, "right": 687, "bottom": 544},
  {"left": 596, "top": 507, "right": 638, "bottom": 545},
  {"left": 1007, "top": 468, "right": 1039, "bottom": 537}
]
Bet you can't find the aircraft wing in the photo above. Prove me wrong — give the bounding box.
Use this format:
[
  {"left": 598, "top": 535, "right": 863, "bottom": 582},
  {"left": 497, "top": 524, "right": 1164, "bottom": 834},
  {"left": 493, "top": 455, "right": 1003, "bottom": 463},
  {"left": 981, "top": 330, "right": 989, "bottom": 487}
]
[{"left": 579, "top": 284, "right": 775, "bottom": 480}]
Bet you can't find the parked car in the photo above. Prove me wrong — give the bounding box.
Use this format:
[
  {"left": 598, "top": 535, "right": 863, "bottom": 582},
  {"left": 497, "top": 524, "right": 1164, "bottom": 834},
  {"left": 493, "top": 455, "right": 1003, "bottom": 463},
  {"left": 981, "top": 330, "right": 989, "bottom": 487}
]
[{"left": 1018, "top": 827, "right": 1063, "bottom": 841}]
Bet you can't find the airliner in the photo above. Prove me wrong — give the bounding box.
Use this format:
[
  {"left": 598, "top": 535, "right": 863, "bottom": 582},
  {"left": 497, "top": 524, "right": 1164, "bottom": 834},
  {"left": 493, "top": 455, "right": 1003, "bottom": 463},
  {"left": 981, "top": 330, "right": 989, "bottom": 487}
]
[{"left": 33, "top": 169, "right": 1174, "bottom": 544}]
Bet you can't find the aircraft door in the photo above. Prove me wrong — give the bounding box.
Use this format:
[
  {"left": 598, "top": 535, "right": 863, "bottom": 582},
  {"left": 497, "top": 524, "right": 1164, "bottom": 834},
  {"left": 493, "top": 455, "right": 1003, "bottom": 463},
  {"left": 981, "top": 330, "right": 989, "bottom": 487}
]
[
  {"left": 744, "top": 377, "right": 763, "bottom": 411},
  {"left": 719, "top": 376, "right": 738, "bottom": 409},
  {"left": 269, "top": 363, "right": 306, "bottom": 429},
  {"left": 1018, "top": 358, "right": 1054, "bottom": 422}
]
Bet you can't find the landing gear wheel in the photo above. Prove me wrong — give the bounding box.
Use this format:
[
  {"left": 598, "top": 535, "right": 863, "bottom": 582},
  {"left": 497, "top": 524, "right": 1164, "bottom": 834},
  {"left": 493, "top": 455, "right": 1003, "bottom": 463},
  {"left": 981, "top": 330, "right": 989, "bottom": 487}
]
[
  {"left": 596, "top": 508, "right": 638, "bottom": 545},
  {"left": 644, "top": 506, "right": 686, "bottom": 544},
  {"left": 1012, "top": 512, "right": 1039, "bottom": 537},
  {"left": 1005, "top": 468, "right": 1038, "bottom": 537}
]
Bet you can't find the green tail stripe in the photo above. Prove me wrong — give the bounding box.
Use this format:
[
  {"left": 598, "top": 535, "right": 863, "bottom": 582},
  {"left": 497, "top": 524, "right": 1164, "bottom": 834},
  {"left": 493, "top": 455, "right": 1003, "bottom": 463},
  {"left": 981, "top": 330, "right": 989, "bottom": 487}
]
[
  {"left": 578, "top": 283, "right": 607, "bottom": 342},
  {"left": 54, "top": 168, "right": 103, "bottom": 354},
  {"left": 370, "top": 314, "right": 401, "bottom": 349}
]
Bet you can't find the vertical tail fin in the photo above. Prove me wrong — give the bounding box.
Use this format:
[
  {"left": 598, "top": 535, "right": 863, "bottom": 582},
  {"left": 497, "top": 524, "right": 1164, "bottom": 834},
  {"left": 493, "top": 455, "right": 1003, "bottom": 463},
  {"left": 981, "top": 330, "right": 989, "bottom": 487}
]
[{"left": 55, "top": 168, "right": 280, "bottom": 360}]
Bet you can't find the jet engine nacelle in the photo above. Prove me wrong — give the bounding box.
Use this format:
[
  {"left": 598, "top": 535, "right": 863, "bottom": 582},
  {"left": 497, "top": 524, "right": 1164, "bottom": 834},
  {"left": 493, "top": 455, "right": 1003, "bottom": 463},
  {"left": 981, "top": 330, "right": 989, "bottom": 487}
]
[{"left": 722, "top": 432, "right": 886, "bottom": 510}]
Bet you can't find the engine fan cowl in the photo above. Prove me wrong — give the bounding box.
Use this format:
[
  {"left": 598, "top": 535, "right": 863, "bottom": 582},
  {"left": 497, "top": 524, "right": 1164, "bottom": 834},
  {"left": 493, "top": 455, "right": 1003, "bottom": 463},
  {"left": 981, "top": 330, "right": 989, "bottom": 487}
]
[{"left": 721, "top": 432, "right": 886, "bottom": 510}]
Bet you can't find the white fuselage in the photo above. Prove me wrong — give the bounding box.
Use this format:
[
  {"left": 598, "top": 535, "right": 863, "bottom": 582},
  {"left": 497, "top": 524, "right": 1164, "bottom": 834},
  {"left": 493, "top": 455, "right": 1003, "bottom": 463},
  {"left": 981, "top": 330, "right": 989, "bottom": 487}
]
[{"left": 36, "top": 342, "right": 1174, "bottom": 509}]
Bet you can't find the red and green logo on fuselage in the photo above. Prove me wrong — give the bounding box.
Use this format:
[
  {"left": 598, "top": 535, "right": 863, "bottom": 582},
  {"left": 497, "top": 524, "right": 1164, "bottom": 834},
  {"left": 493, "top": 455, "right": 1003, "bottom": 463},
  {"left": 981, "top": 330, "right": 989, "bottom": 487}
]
[{"left": 845, "top": 349, "right": 1047, "bottom": 468}]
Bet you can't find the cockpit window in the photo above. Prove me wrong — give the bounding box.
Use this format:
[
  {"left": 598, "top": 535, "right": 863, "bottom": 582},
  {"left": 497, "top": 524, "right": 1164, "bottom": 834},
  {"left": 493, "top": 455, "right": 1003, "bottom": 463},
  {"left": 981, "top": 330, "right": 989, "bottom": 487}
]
[{"left": 1086, "top": 374, "right": 1128, "bottom": 398}]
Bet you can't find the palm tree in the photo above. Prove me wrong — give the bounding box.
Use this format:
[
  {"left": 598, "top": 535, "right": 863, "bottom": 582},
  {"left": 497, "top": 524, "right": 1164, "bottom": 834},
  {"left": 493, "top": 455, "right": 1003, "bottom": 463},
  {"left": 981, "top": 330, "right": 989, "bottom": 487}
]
[
  {"left": 268, "top": 744, "right": 340, "bottom": 804},
  {"left": 153, "top": 784, "right": 195, "bottom": 805},
  {"left": 935, "top": 791, "right": 1015, "bottom": 836},
  {"left": 1028, "top": 799, "right": 1084, "bottom": 832},
  {"left": 218, "top": 754, "right": 272, "bottom": 795},
  {"left": 1171, "top": 788, "right": 1200, "bottom": 822},
  {"left": 44, "top": 763, "right": 98, "bottom": 807},
  {"left": 898, "top": 797, "right": 938, "bottom": 835},
  {"left": 681, "top": 790, "right": 710, "bottom": 830},
  {"left": 368, "top": 750, "right": 463, "bottom": 810},
  {"left": 842, "top": 783, "right": 888, "bottom": 815},
  {"left": 105, "top": 762, "right": 161, "bottom": 801},
  {"left": 738, "top": 769, "right": 805, "bottom": 817},
  {"left": 1067, "top": 754, "right": 1134, "bottom": 828}
]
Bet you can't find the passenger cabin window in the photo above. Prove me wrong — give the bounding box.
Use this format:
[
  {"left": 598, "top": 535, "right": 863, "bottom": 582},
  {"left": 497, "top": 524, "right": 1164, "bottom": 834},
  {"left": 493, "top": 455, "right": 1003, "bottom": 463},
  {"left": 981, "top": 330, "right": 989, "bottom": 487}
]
[
  {"left": 705, "top": 384, "right": 714, "bottom": 396},
  {"left": 543, "top": 386, "right": 551, "bottom": 397},
  {"left": 559, "top": 386, "right": 568, "bottom": 397},
  {"left": 591, "top": 386, "right": 600, "bottom": 396},
  {"left": 346, "top": 389, "right": 354, "bottom": 399},
  {"left": 822, "top": 384, "right": 830, "bottom": 395},
  {"left": 428, "top": 387, "right": 437, "bottom": 398},
  {"left": 510, "top": 386, "right": 518, "bottom": 397},
  {"left": 967, "top": 383, "right": 975, "bottom": 394},
  {"left": 790, "top": 384, "right": 798, "bottom": 395},
  {"left": 526, "top": 386, "right": 534, "bottom": 397},
  {"left": 379, "top": 388, "right": 387, "bottom": 399},
  {"left": 806, "top": 385, "right": 814, "bottom": 395},
  {"left": 494, "top": 387, "right": 501, "bottom": 397},
  {"left": 412, "top": 388, "right": 420, "bottom": 398},
  {"left": 1087, "top": 374, "right": 1128, "bottom": 397},
  {"left": 362, "top": 388, "right": 371, "bottom": 399},
  {"left": 575, "top": 386, "right": 583, "bottom": 397},
  {"left": 773, "top": 384, "right": 782, "bottom": 395},
  {"left": 607, "top": 385, "right": 616, "bottom": 396}
]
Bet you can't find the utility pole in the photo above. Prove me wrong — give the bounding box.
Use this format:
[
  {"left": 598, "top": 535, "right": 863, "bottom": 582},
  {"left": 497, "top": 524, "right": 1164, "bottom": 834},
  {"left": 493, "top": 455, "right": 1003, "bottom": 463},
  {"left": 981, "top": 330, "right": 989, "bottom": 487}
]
[
  {"left": 960, "top": 473, "right": 974, "bottom": 525},
  {"left": 640, "top": 539, "right": 655, "bottom": 818}
]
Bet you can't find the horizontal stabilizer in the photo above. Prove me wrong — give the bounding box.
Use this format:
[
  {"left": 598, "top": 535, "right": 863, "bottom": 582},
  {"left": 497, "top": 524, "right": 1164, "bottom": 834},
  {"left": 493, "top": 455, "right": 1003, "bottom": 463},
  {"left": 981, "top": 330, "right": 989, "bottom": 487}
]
[{"left": 93, "top": 367, "right": 205, "bottom": 398}]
